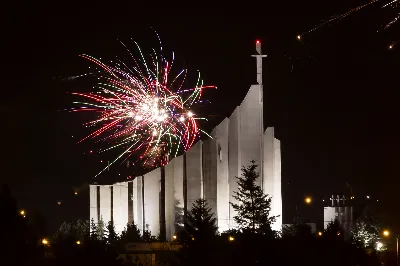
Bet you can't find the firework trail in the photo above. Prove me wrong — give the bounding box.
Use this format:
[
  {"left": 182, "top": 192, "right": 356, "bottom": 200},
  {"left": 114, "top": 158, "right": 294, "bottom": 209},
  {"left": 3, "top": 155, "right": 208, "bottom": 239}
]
[
  {"left": 300, "top": 0, "right": 399, "bottom": 46},
  {"left": 70, "top": 37, "right": 216, "bottom": 177}
]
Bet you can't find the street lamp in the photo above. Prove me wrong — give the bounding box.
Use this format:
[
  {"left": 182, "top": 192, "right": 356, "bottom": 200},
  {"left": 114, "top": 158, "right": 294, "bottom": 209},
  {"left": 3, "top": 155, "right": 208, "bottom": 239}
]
[
  {"left": 41, "top": 238, "right": 49, "bottom": 245},
  {"left": 304, "top": 197, "right": 312, "bottom": 204},
  {"left": 229, "top": 236, "right": 235, "bottom": 241},
  {"left": 76, "top": 240, "right": 81, "bottom": 245},
  {"left": 383, "top": 230, "right": 398, "bottom": 266},
  {"left": 20, "top": 210, "right": 25, "bottom": 216}
]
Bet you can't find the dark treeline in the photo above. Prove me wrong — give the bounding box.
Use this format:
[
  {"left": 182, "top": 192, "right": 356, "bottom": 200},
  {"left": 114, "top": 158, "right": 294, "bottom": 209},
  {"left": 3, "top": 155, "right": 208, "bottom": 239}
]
[{"left": 0, "top": 162, "right": 385, "bottom": 266}]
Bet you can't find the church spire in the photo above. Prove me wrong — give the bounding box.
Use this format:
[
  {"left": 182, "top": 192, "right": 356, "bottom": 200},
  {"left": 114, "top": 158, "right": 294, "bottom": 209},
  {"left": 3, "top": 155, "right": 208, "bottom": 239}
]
[{"left": 251, "top": 40, "right": 267, "bottom": 85}]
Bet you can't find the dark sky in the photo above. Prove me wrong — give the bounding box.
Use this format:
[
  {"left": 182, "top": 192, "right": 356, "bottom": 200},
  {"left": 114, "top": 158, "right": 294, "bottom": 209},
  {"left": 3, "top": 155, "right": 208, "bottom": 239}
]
[{"left": 2, "top": 1, "right": 399, "bottom": 233}]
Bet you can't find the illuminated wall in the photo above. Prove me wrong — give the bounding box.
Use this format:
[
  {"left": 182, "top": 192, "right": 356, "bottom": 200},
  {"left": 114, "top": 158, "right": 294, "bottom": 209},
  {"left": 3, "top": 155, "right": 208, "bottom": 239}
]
[
  {"left": 113, "top": 182, "right": 129, "bottom": 234},
  {"left": 263, "top": 127, "right": 282, "bottom": 231},
  {"left": 164, "top": 156, "right": 185, "bottom": 240},
  {"left": 99, "top": 186, "right": 111, "bottom": 226},
  {"left": 239, "top": 84, "right": 263, "bottom": 187},
  {"left": 89, "top": 185, "right": 98, "bottom": 228},
  {"left": 228, "top": 107, "right": 241, "bottom": 229},
  {"left": 324, "top": 206, "right": 353, "bottom": 233},
  {"left": 186, "top": 141, "right": 203, "bottom": 208},
  {"left": 211, "top": 118, "right": 230, "bottom": 232},
  {"left": 135, "top": 176, "right": 145, "bottom": 234},
  {"left": 202, "top": 138, "right": 218, "bottom": 219},
  {"left": 143, "top": 168, "right": 161, "bottom": 235}
]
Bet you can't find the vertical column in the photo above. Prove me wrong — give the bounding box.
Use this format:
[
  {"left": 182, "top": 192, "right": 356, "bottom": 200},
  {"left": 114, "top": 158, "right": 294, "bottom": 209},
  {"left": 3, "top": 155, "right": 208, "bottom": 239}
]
[
  {"left": 273, "top": 136, "right": 282, "bottom": 231},
  {"left": 89, "top": 185, "right": 98, "bottom": 229},
  {"left": 202, "top": 138, "right": 217, "bottom": 217},
  {"left": 128, "top": 181, "right": 133, "bottom": 224},
  {"left": 173, "top": 156, "right": 184, "bottom": 235},
  {"left": 136, "top": 176, "right": 144, "bottom": 234},
  {"left": 160, "top": 166, "right": 166, "bottom": 241},
  {"left": 239, "top": 85, "right": 263, "bottom": 187},
  {"left": 143, "top": 168, "right": 161, "bottom": 236},
  {"left": 113, "top": 182, "right": 129, "bottom": 234},
  {"left": 211, "top": 118, "right": 230, "bottom": 232},
  {"left": 99, "top": 185, "right": 112, "bottom": 226},
  {"left": 165, "top": 158, "right": 175, "bottom": 240},
  {"left": 186, "top": 141, "right": 203, "bottom": 210},
  {"left": 263, "top": 128, "right": 282, "bottom": 231},
  {"left": 228, "top": 107, "right": 241, "bottom": 229},
  {"left": 131, "top": 180, "right": 138, "bottom": 225}
]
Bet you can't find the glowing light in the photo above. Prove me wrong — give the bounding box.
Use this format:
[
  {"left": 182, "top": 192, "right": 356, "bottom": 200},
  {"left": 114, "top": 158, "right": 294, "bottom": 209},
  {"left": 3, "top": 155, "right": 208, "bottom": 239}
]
[
  {"left": 376, "top": 241, "right": 384, "bottom": 251},
  {"left": 71, "top": 37, "right": 216, "bottom": 174},
  {"left": 297, "top": 35, "right": 301, "bottom": 40},
  {"left": 42, "top": 239, "right": 49, "bottom": 245},
  {"left": 76, "top": 240, "right": 81, "bottom": 245},
  {"left": 318, "top": 232, "right": 323, "bottom": 236},
  {"left": 229, "top": 236, "right": 235, "bottom": 241},
  {"left": 305, "top": 197, "right": 312, "bottom": 204},
  {"left": 383, "top": 230, "right": 390, "bottom": 237},
  {"left": 256, "top": 40, "right": 260, "bottom": 44},
  {"left": 74, "top": 192, "right": 78, "bottom": 195},
  {"left": 172, "top": 235, "right": 177, "bottom": 240},
  {"left": 366, "top": 195, "right": 370, "bottom": 199},
  {"left": 20, "top": 210, "right": 25, "bottom": 216}
]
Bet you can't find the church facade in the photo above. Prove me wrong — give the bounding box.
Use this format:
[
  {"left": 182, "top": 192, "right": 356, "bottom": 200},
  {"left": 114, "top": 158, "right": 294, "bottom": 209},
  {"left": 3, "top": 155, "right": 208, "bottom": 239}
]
[{"left": 89, "top": 42, "right": 282, "bottom": 240}]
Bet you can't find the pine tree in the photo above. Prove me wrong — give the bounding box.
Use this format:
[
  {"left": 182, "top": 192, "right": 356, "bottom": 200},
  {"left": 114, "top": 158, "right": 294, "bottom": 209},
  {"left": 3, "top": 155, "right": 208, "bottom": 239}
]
[
  {"left": 97, "top": 216, "right": 106, "bottom": 241},
  {"left": 185, "top": 198, "right": 218, "bottom": 241},
  {"left": 230, "top": 160, "right": 276, "bottom": 234},
  {"left": 120, "top": 222, "right": 142, "bottom": 244},
  {"left": 106, "top": 220, "right": 119, "bottom": 245},
  {"left": 90, "top": 218, "right": 99, "bottom": 240}
]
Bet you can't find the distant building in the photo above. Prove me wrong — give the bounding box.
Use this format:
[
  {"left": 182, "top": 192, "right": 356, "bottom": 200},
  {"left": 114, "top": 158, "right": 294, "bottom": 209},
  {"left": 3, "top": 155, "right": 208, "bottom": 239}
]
[{"left": 323, "top": 195, "right": 353, "bottom": 233}]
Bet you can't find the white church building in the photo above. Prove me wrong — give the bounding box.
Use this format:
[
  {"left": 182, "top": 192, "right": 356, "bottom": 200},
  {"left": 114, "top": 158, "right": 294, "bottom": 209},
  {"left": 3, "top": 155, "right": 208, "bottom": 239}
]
[{"left": 89, "top": 41, "right": 282, "bottom": 240}]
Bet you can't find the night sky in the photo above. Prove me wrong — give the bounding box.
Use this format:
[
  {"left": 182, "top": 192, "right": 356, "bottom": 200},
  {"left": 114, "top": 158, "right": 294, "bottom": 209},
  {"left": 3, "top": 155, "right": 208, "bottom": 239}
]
[{"left": 2, "top": 1, "right": 399, "bottom": 233}]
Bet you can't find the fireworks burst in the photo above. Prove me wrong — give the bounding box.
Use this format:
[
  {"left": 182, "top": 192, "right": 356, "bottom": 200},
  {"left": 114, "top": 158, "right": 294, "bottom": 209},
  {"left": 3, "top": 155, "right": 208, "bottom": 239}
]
[
  {"left": 299, "top": 0, "right": 399, "bottom": 48},
  {"left": 70, "top": 37, "right": 216, "bottom": 177}
]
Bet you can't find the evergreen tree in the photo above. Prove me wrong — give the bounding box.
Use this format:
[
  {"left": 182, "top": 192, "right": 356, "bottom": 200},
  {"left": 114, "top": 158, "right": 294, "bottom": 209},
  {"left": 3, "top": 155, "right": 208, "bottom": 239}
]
[
  {"left": 120, "top": 222, "right": 142, "bottom": 244},
  {"left": 185, "top": 198, "right": 218, "bottom": 241},
  {"left": 97, "top": 216, "right": 106, "bottom": 240},
  {"left": 230, "top": 160, "right": 276, "bottom": 234},
  {"left": 106, "top": 220, "right": 119, "bottom": 245},
  {"left": 324, "top": 219, "right": 345, "bottom": 240},
  {"left": 90, "top": 218, "right": 99, "bottom": 240}
]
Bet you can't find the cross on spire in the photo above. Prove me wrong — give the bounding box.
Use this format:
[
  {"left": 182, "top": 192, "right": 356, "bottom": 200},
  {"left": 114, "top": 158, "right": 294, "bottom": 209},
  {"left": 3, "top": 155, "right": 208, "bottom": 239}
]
[{"left": 251, "top": 40, "right": 267, "bottom": 85}]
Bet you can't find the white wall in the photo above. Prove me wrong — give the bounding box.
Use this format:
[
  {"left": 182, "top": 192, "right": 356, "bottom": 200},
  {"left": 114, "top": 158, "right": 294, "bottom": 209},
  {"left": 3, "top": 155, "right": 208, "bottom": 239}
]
[
  {"left": 135, "top": 176, "right": 144, "bottom": 234},
  {"left": 186, "top": 141, "right": 203, "bottom": 208},
  {"left": 239, "top": 84, "right": 263, "bottom": 187},
  {"left": 89, "top": 185, "right": 98, "bottom": 228},
  {"left": 143, "top": 168, "right": 161, "bottom": 236},
  {"left": 263, "top": 127, "right": 282, "bottom": 231},
  {"left": 113, "top": 182, "right": 129, "bottom": 234},
  {"left": 202, "top": 138, "right": 218, "bottom": 223},
  {"left": 228, "top": 106, "right": 241, "bottom": 229},
  {"left": 211, "top": 118, "right": 230, "bottom": 232},
  {"left": 164, "top": 156, "right": 184, "bottom": 240},
  {"left": 99, "top": 186, "right": 111, "bottom": 226},
  {"left": 173, "top": 156, "right": 184, "bottom": 233},
  {"left": 323, "top": 207, "right": 336, "bottom": 230}
]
